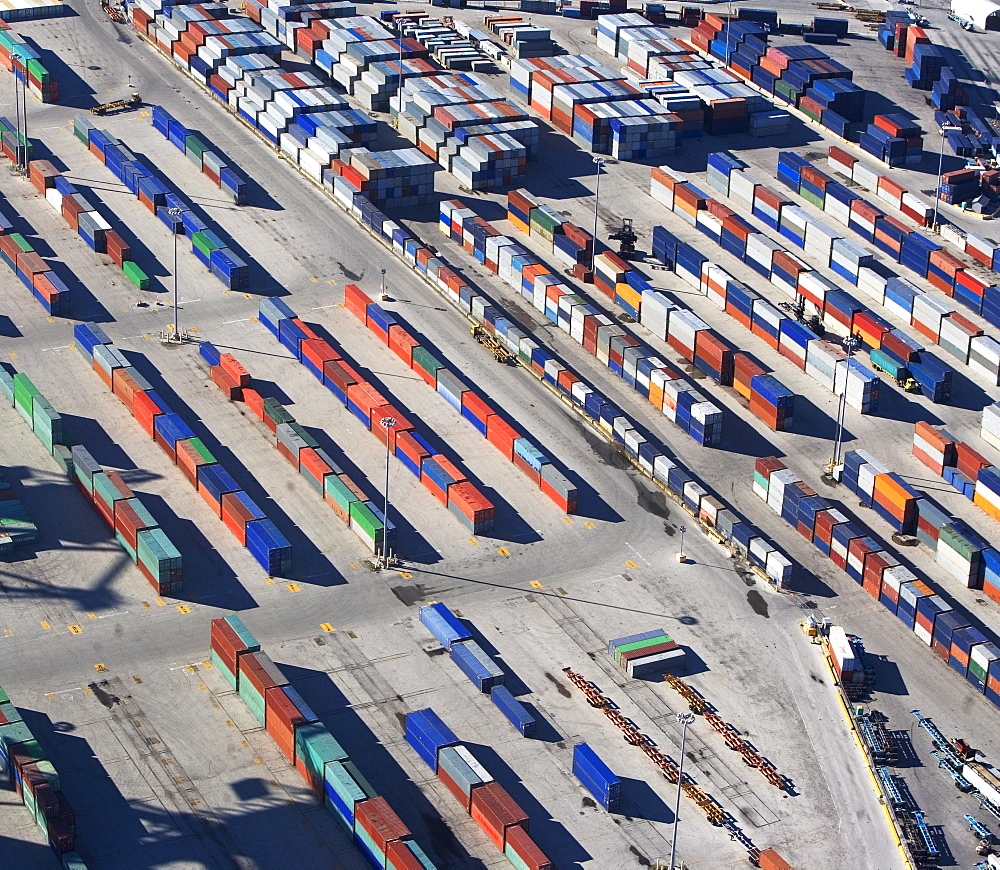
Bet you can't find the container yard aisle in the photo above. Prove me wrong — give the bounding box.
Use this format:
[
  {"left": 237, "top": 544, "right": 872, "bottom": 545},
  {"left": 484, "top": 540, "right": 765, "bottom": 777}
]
[{"left": 0, "top": 0, "right": 997, "bottom": 868}]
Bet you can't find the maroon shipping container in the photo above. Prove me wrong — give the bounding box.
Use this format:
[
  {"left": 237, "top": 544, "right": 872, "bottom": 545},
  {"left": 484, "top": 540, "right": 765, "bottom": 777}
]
[
  {"left": 355, "top": 797, "right": 411, "bottom": 852},
  {"left": 505, "top": 826, "right": 554, "bottom": 870},
  {"left": 470, "top": 782, "right": 529, "bottom": 850}
]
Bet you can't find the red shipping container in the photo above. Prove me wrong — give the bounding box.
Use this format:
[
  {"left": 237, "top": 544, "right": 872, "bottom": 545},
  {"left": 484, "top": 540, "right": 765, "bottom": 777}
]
[
  {"left": 346, "top": 284, "right": 373, "bottom": 321},
  {"left": 221, "top": 491, "right": 256, "bottom": 544},
  {"left": 243, "top": 388, "right": 265, "bottom": 421},
  {"left": 395, "top": 431, "right": 430, "bottom": 467},
  {"left": 211, "top": 364, "right": 243, "bottom": 401},
  {"left": 264, "top": 685, "right": 308, "bottom": 763},
  {"left": 153, "top": 428, "right": 177, "bottom": 463},
  {"left": 176, "top": 441, "right": 213, "bottom": 487},
  {"left": 487, "top": 416, "right": 521, "bottom": 459},
  {"left": 437, "top": 762, "right": 472, "bottom": 809},
  {"left": 370, "top": 405, "right": 413, "bottom": 450},
  {"left": 388, "top": 326, "right": 419, "bottom": 367},
  {"left": 112, "top": 367, "right": 143, "bottom": 412},
  {"left": 355, "top": 797, "right": 410, "bottom": 852},
  {"left": 219, "top": 353, "right": 251, "bottom": 387},
  {"left": 114, "top": 500, "right": 154, "bottom": 550},
  {"left": 505, "top": 827, "right": 553, "bottom": 870},
  {"left": 470, "top": 783, "right": 528, "bottom": 850},
  {"left": 956, "top": 442, "right": 990, "bottom": 481},
  {"left": 461, "top": 391, "right": 494, "bottom": 426}
]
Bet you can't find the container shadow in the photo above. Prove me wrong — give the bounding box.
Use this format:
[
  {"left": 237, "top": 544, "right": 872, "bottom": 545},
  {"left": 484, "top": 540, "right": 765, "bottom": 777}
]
[
  {"left": 117, "top": 348, "right": 345, "bottom": 587},
  {"left": 58, "top": 412, "right": 138, "bottom": 471},
  {"left": 716, "top": 408, "right": 787, "bottom": 457},
  {"left": 618, "top": 777, "right": 674, "bottom": 824},
  {"left": 304, "top": 321, "right": 542, "bottom": 546},
  {"left": 870, "top": 385, "right": 947, "bottom": 426},
  {"left": 276, "top": 662, "right": 487, "bottom": 870},
  {"left": 297, "top": 423, "right": 441, "bottom": 567},
  {"left": 462, "top": 743, "right": 591, "bottom": 870},
  {"left": 517, "top": 701, "right": 562, "bottom": 743},
  {"left": 887, "top": 729, "right": 922, "bottom": 769},
  {"left": 131, "top": 490, "right": 257, "bottom": 610},
  {"left": 945, "top": 370, "right": 994, "bottom": 413},
  {"left": 0, "top": 314, "right": 22, "bottom": 338}
]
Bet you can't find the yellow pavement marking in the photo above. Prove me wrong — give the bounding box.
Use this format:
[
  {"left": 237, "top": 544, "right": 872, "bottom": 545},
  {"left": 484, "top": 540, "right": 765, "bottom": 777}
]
[
  {"left": 156, "top": 599, "right": 166, "bottom": 606},
  {"left": 397, "top": 570, "right": 412, "bottom": 579},
  {"left": 286, "top": 583, "right": 299, "bottom": 592},
  {"left": 94, "top": 664, "right": 107, "bottom": 672},
  {"left": 3, "top": 629, "right": 12, "bottom": 637},
  {"left": 497, "top": 548, "right": 510, "bottom": 557},
  {"left": 198, "top": 684, "right": 207, "bottom": 691},
  {"left": 265, "top": 577, "right": 275, "bottom": 585},
  {"left": 184, "top": 666, "right": 196, "bottom": 674},
  {"left": 350, "top": 562, "right": 360, "bottom": 569},
  {"left": 46, "top": 317, "right": 53, "bottom": 323},
  {"left": 320, "top": 623, "right": 335, "bottom": 633},
  {"left": 202, "top": 661, "right": 212, "bottom": 669},
  {"left": 40, "top": 621, "right": 50, "bottom": 630},
  {"left": 176, "top": 605, "right": 191, "bottom": 614},
  {"left": 140, "top": 111, "right": 149, "bottom": 116},
  {"left": 82, "top": 686, "right": 92, "bottom": 695},
  {"left": 241, "top": 740, "right": 249, "bottom": 748},
  {"left": 68, "top": 625, "right": 83, "bottom": 635},
  {"left": 529, "top": 581, "right": 544, "bottom": 589},
  {"left": 625, "top": 560, "right": 638, "bottom": 569},
  {"left": 45, "top": 692, "right": 56, "bottom": 701},
  {"left": 469, "top": 538, "right": 478, "bottom": 545},
  {"left": 563, "top": 517, "right": 573, "bottom": 524},
  {"left": 556, "top": 587, "right": 568, "bottom": 596},
  {"left": 189, "top": 327, "right": 199, "bottom": 333},
  {"left": 142, "top": 601, "right": 151, "bottom": 609},
  {"left": 327, "top": 279, "right": 336, "bottom": 285},
  {"left": 584, "top": 521, "right": 596, "bottom": 529},
  {"left": 86, "top": 612, "right": 97, "bottom": 620},
  {"left": 309, "top": 277, "right": 318, "bottom": 283},
  {"left": 243, "top": 293, "right": 252, "bottom": 298},
  {"left": 254, "top": 758, "right": 263, "bottom": 765},
  {"left": 225, "top": 720, "right": 234, "bottom": 727},
  {"left": 133, "top": 676, "right": 142, "bottom": 684},
  {"left": 9, "top": 353, "right": 16, "bottom": 359}
]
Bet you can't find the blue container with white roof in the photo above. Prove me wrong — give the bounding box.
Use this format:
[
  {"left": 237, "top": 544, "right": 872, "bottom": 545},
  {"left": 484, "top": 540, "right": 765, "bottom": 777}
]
[{"left": 450, "top": 640, "right": 504, "bottom": 692}]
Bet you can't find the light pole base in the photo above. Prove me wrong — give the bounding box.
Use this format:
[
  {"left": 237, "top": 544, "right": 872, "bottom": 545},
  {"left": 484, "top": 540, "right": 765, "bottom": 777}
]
[{"left": 675, "top": 553, "right": 686, "bottom": 563}]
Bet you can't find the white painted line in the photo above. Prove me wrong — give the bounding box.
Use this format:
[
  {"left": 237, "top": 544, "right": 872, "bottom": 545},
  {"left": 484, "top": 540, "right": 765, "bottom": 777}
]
[
  {"left": 179, "top": 298, "right": 201, "bottom": 304},
  {"left": 97, "top": 610, "right": 128, "bottom": 618},
  {"left": 41, "top": 345, "right": 69, "bottom": 352},
  {"left": 625, "top": 542, "right": 651, "bottom": 566},
  {"left": 311, "top": 304, "right": 337, "bottom": 310},
  {"left": 222, "top": 318, "right": 250, "bottom": 325}
]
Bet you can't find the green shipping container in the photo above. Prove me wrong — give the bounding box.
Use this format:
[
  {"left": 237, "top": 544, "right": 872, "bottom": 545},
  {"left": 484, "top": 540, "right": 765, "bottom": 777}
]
[
  {"left": 192, "top": 231, "right": 223, "bottom": 257},
  {"left": 239, "top": 676, "right": 265, "bottom": 725},
  {"left": 0, "top": 369, "right": 14, "bottom": 403},
  {"left": 614, "top": 634, "right": 671, "bottom": 665},
  {"left": 211, "top": 649, "right": 237, "bottom": 690},
  {"left": 288, "top": 422, "right": 319, "bottom": 449},
  {"left": 0, "top": 720, "right": 36, "bottom": 756},
  {"left": 122, "top": 261, "right": 150, "bottom": 290},
  {"left": 25, "top": 59, "right": 49, "bottom": 84},
  {"left": 12, "top": 373, "right": 40, "bottom": 422},
  {"left": 32, "top": 395, "right": 64, "bottom": 447},
  {"left": 0, "top": 701, "right": 21, "bottom": 723},
  {"left": 324, "top": 760, "right": 373, "bottom": 831},
  {"left": 9, "top": 233, "right": 33, "bottom": 254},
  {"left": 411, "top": 346, "right": 443, "bottom": 381},
  {"left": 349, "top": 501, "right": 384, "bottom": 540},
  {"left": 0, "top": 517, "right": 38, "bottom": 545},
  {"left": 939, "top": 525, "right": 981, "bottom": 561},
  {"left": 0, "top": 685, "right": 9, "bottom": 703},
  {"left": 263, "top": 397, "right": 294, "bottom": 425},
  {"left": 30, "top": 759, "right": 60, "bottom": 792},
  {"left": 799, "top": 188, "right": 824, "bottom": 209},
  {"left": 324, "top": 475, "right": 360, "bottom": 511},
  {"left": 51, "top": 444, "right": 74, "bottom": 478},
  {"left": 115, "top": 530, "right": 137, "bottom": 563},
  {"left": 184, "top": 135, "right": 208, "bottom": 165},
  {"left": 295, "top": 722, "right": 348, "bottom": 778},
  {"left": 223, "top": 614, "right": 260, "bottom": 651}
]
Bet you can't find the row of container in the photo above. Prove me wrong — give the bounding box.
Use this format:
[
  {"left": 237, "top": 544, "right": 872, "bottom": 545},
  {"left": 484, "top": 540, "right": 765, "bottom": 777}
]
[
  {"left": 597, "top": 13, "right": 789, "bottom": 141},
  {"left": 936, "top": 105, "right": 998, "bottom": 161},
  {"left": 754, "top": 456, "right": 1000, "bottom": 710},
  {"left": 837, "top": 447, "right": 998, "bottom": 597},
  {"left": 511, "top": 53, "right": 683, "bottom": 158},
  {"left": 608, "top": 628, "right": 685, "bottom": 678},
  {"left": 506, "top": 188, "right": 594, "bottom": 272},
  {"left": 0, "top": 468, "right": 36, "bottom": 554},
  {"left": 651, "top": 168, "right": 883, "bottom": 414},
  {"left": 481, "top": 13, "right": 556, "bottom": 59},
  {"left": 828, "top": 146, "right": 1000, "bottom": 338},
  {"left": 210, "top": 615, "right": 439, "bottom": 870},
  {"left": 391, "top": 12, "right": 492, "bottom": 68},
  {"left": 132, "top": 4, "right": 389, "bottom": 202},
  {"left": 879, "top": 13, "right": 948, "bottom": 92},
  {"left": 696, "top": 152, "right": 961, "bottom": 400},
  {"left": 419, "top": 603, "right": 538, "bottom": 736},
  {"left": 347, "top": 283, "right": 576, "bottom": 513},
  {"left": 0, "top": 685, "right": 85, "bottom": 867},
  {"left": 778, "top": 150, "right": 1000, "bottom": 385},
  {"left": 687, "top": 14, "right": 860, "bottom": 141},
  {"left": 0, "top": 180, "right": 68, "bottom": 315},
  {"left": 258, "top": 295, "right": 496, "bottom": 534},
  {"left": 911, "top": 420, "right": 1000, "bottom": 529},
  {"left": 198, "top": 341, "right": 397, "bottom": 555},
  {"left": 154, "top": 7, "right": 798, "bottom": 591},
  {"left": 441, "top": 197, "right": 727, "bottom": 445},
  {"left": 72, "top": 115, "right": 249, "bottom": 291},
  {"left": 0, "top": 23, "right": 57, "bottom": 101},
  {"left": 151, "top": 105, "right": 247, "bottom": 204},
  {"left": 73, "top": 322, "right": 293, "bottom": 577},
  {"left": 405, "top": 707, "right": 553, "bottom": 868},
  {"left": 857, "top": 113, "right": 923, "bottom": 168},
  {"left": 28, "top": 157, "right": 150, "bottom": 294},
  {"left": 0, "top": 113, "right": 30, "bottom": 166}
]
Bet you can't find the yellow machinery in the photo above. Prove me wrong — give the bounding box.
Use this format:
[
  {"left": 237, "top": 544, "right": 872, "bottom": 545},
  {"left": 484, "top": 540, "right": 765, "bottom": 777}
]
[
  {"left": 471, "top": 325, "right": 512, "bottom": 363},
  {"left": 91, "top": 93, "right": 142, "bottom": 116}
]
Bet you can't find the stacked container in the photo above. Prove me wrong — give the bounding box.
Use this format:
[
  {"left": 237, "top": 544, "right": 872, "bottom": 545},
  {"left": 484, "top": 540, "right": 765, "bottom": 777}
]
[
  {"left": 572, "top": 743, "right": 621, "bottom": 811},
  {"left": 209, "top": 617, "right": 438, "bottom": 869},
  {"left": 152, "top": 106, "right": 247, "bottom": 203},
  {"left": 608, "top": 629, "right": 685, "bottom": 677},
  {"left": 0, "top": 683, "right": 80, "bottom": 863}
]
